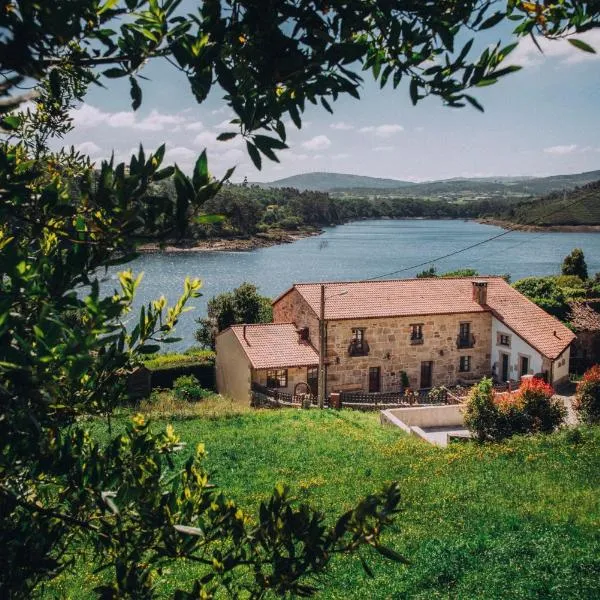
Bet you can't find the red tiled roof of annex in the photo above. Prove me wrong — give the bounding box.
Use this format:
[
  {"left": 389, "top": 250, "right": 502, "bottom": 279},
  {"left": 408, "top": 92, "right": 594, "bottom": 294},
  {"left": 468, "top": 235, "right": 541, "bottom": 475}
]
[
  {"left": 275, "top": 277, "right": 575, "bottom": 360},
  {"left": 228, "top": 323, "right": 319, "bottom": 369}
]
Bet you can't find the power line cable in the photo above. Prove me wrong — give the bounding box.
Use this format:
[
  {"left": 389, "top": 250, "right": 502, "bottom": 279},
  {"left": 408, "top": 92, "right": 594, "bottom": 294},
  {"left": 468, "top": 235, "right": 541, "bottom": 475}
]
[{"left": 365, "top": 191, "right": 585, "bottom": 280}]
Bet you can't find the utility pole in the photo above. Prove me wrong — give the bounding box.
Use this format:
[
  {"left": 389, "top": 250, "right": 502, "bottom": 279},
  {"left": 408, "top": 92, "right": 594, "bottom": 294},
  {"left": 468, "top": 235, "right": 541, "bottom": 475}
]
[{"left": 318, "top": 284, "right": 326, "bottom": 409}]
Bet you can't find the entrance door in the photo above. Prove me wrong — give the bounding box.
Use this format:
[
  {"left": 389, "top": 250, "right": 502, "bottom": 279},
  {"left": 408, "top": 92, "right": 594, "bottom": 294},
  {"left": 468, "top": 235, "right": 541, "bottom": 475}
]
[
  {"left": 500, "top": 353, "right": 510, "bottom": 382},
  {"left": 519, "top": 355, "right": 530, "bottom": 378},
  {"left": 307, "top": 366, "right": 318, "bottom": 396},
  {"left": 368, "top": 367, "right": 381, "bottom": 393},
  {"left": 420, "top": 361, "right": 433, "bottom": 389}
]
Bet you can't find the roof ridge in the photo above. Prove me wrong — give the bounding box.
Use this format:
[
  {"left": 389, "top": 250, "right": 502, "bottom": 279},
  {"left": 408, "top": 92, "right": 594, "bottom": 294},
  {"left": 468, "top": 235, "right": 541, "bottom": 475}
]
[
  {"left": 230, "top": 322, "right": 296, "bottom": 327},
  {"left": 293, "top": 275, "right": 507, "bottom": 286}
]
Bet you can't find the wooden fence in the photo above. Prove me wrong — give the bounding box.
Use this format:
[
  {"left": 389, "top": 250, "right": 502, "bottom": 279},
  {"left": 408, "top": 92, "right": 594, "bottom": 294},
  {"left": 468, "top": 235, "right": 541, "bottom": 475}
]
[
  {"left": 251, "top": 382, "right": 321, "bottom": 409},
  {"left": 251, "top": 382, "right": 472, "bottom": 411}
]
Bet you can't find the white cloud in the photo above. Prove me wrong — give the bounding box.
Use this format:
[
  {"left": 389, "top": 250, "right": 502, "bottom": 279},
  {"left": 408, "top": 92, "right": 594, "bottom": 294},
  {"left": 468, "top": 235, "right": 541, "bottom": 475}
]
[
  {"left": 71, "top": 104, "right": 108, "bottom": 128},
  {"left": 211, "top": 106, "right": 230, "bottom": 116},
  {"left": 544, "top": 144, "right": 577, "bottom": 155},
  {"left": 186, "top": 121, "right": 204, "bottom": 132},
  {"left": 215, "top": 118, "right": 238, "bottom": 131},
  {"left": 359, "top": 124, "right": 404, "bottom": 138},
  {"left": 301, "top": 135, "right": 332, "bottom": 151},
  {"left": 330, "top": 121, "right": 354, "bottom": 130},
  {"left": 107, "top": 111, "right": 136, "bottom": 128},
  {"left": 284, "top": 151, "right": 309, "bottom": 161},
  {"left": 331, "top": 153, "right": 350, "bottom": 160},
  {"left": 193, "top": 131, "right": 217, "bottom": 148},
  {"left": 508, "top": 30, "right": 600, "bottom": 67},
  {"left": 74, "top": 141, "right": 101, "bottom": 155},
  {"left": 373, "top": 145, "right": 394, "bottom": 152},
  {"left": 166, "top": 146, "right": 197, "bottom": 163},
  {"left": 134, "top": 109, "right": 186, "bottom": 131},
  {"left": 71, "top": 103, "right": 187, "bottom": 132}
]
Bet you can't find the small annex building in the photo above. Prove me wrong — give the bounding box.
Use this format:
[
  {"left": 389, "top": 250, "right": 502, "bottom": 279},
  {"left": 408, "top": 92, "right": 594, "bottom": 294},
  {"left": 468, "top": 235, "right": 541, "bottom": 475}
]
[
  {"left": 216, "top": 277, "right": 576, "bottom": 404},
  {"left": 216, "top": 322, "right": 319, "bottom": 404}
]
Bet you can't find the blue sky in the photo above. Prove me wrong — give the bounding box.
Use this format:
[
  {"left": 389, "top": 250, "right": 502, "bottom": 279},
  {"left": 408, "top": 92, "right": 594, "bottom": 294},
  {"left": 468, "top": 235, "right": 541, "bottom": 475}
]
[{"left": 60, "top": 26, "right": 600, "bottom": 183}]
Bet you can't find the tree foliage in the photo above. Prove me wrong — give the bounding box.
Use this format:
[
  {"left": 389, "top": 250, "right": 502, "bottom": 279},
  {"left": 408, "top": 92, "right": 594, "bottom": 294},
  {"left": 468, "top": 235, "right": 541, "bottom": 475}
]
[
  {"left": 1, "top": 1, "right": 598, "bottom": 597},
  {"left": 195, "top": 283, "right": 273, "bottom": 349},
  {"left": 562, "top": 248, "right": 589, "bottom": 280}
]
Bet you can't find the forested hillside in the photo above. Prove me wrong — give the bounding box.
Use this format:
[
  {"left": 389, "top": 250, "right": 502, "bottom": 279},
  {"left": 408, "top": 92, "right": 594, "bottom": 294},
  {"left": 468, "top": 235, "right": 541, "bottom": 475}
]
[{"left": 499, "top": 181, "right": 600, "bottom": 226}]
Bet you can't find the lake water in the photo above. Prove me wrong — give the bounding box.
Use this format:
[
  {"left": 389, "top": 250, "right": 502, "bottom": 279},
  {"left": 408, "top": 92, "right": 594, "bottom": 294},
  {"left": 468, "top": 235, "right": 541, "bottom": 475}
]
[{"left": 113, "top": 219, "right": 600, "bottom": 349}]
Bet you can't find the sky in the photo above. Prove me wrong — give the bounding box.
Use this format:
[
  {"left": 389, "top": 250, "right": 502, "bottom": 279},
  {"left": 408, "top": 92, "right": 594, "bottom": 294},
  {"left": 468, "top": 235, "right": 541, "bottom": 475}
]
[{"left": 59, "top": 22, "right": 600, "bottom": 184}]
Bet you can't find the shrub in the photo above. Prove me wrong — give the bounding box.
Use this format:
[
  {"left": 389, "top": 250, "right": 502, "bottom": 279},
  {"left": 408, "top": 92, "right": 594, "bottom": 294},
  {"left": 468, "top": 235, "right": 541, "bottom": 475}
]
[
  {"left": 173, "top": 375, "right": 213, "bottom": 402},
  {"left": 574, "top": 365, "right": 600, "bottom": 424},
  {"left": 513, "top": 378, "right": 564, "bottom": 434},
  {"left": 463, "top": 378, "right": 499, "bottom": 442},
  {"left": 464, "top": 377, "right": 564, "bottom": 442}
]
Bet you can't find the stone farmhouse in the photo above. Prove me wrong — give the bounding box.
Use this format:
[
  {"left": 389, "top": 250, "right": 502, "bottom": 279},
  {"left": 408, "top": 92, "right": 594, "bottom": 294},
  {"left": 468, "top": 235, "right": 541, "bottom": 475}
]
[{"left": 215, "top": 277, "right": 575, "bottom": 404}]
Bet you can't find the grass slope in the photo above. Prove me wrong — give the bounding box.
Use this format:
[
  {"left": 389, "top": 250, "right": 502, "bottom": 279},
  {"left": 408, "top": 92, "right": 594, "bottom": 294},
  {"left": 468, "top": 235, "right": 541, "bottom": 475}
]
[{"left": 48, "top": 409, "right": 600, "bottom": 599}]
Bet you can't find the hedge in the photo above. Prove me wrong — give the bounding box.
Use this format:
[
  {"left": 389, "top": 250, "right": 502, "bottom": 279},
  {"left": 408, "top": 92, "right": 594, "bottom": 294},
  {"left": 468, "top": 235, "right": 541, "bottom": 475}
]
[{"left": 142, "top": 350, "right": 216, "bottom": 391}]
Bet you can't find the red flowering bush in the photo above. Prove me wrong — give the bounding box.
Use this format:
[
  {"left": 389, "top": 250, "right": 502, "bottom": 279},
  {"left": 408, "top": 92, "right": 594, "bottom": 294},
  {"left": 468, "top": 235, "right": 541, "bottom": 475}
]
[
  {"left": 513, "top": 378, "right": 564, "bottom": 434},
  {"left": 464, "top": 377, "right": 564, "bottom": 442},
  {"left": 574, "top": 365, "right": 600, "bottom": 424}
]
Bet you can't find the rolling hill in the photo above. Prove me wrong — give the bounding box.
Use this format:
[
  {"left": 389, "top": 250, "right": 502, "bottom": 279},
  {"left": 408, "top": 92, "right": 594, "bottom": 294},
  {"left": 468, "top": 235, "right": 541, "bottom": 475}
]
[
  {"left": 259, "top": 169, "right": 600, "bottom": 200},
  {"left": 503, "top": 180, "right": 600, "bottom": 226},
  {"left": 260, "top": 172, "right": 412, "bottom": 191}
]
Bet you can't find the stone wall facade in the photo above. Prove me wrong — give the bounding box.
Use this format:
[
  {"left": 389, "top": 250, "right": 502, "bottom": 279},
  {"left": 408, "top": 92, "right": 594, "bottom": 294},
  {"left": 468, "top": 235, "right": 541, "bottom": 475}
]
[
  {"left": 273, "top": 289, "right": 319, "bottom": 344},
  {"left": 325, "top": 312, "right": 493, "bottom": 393}
]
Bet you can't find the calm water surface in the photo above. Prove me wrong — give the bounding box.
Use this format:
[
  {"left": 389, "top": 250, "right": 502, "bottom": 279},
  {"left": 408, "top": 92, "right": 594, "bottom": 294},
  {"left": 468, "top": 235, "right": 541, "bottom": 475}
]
[{"left": 112, "top": 219, "right": 600, "bottom": 349}]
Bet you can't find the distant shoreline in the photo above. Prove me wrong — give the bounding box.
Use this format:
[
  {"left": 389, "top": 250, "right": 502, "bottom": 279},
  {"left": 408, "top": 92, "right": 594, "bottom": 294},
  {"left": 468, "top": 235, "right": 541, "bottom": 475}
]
[
  {"left": 478, "top": 218, "right": 600, "bottom": 233},
  {"left": 137, "top": 228, "right": 322, "bottom": 253},
  {"left": 138, "top": 218, "right": 600, "bottom": 254}
]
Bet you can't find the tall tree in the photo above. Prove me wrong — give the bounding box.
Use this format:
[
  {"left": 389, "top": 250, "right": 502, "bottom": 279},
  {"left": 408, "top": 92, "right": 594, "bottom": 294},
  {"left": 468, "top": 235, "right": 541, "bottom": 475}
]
[
  {"left": 562, "top": 248, "right": 589, "bottom": 280},
  {"left": 195, "top": 283, "right": 273, "bottom": 349},
  {"left": 1, "top": 1, "right": 598, "bottom": 597}
]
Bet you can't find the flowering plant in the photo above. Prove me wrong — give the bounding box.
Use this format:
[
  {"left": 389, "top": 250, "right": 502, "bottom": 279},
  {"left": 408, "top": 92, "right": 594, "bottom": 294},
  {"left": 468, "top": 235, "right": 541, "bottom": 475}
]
[{"left": 575, "top": 365, "right": 600, "bottom": 424}]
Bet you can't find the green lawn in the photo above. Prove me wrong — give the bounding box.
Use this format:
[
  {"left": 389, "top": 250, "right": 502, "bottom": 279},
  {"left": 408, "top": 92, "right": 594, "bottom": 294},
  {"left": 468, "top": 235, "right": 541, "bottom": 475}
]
[{"left": 49, "top": 408, "right": 600, "bottom": 599}]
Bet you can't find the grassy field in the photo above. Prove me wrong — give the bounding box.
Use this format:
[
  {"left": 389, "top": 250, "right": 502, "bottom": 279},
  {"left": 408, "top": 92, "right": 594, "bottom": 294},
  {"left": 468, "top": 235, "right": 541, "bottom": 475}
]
[{"left": 47, "top": 404, "right": 599, "bottom": 599}]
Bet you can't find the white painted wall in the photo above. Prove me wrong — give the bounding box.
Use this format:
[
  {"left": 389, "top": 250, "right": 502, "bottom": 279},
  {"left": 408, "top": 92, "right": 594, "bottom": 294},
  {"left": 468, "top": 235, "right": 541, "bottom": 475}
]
[{"left": 491, "top": 317, "right": 544, "bottom": 381}]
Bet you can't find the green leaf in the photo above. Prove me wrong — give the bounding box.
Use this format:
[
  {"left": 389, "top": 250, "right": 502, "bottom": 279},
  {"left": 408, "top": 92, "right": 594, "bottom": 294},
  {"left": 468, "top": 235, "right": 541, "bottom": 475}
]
[
  {"left": 464, "top": 94, "right": 484, "bottom": 112},
  {"left": 98, "top": 0, "right": 119, "bottom": 14},
  {"left": 192, "top": 150, "right": 209, "bottom": 189},
  {"left": 138, "top": 344, "right": 161, "bottom": 354},
  {"left": 479, "top": 12, "right": 505, "bottom": 30},
  {"left": 129, "top": 76, "right": 142, "bottom": 111},
  {"left": 246, "top": 141, "right": 262, "bottom": 170},
  {"left": 1, "top": 115, "right": 21, "bottom": 130},
  {"left": 217, "top": 132, "right": 237, "bottom": 141},
  {"left": 103, "top": 68, "right": 127, "bottom": 78},
  {"left": 409, "top": 78, "right": 419, "bottom": 105},
  {"left": 568, "top": 38, "right": 596, "bottom": 54}
]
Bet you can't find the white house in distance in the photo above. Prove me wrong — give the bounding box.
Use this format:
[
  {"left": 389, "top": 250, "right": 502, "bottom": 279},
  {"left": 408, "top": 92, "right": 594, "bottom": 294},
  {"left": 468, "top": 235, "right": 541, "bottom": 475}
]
[{"left": 216, "top": 277, "right": 575, "bottom": 403}]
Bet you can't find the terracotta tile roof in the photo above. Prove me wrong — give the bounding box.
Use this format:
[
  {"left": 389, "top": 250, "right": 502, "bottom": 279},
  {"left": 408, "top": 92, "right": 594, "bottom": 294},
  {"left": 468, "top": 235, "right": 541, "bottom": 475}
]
[
  {"left": 228, "top": 323, "right": 319, "bottom": 369},
  {"left": 278, "top": 277, "right": 575, "bottom": 360},
  {"left": 485, "top": 281, "right": 575, "bottom": 360}
]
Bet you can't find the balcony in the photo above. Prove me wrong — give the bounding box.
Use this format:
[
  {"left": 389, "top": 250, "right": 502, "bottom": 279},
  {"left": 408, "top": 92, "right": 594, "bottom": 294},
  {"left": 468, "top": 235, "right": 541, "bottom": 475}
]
[
  {"left": 348, "top": 340, "right": 370, "bottom": 357},
  {"left": 410, "top": 337, "right": 424, "bottom": 345},
  {"left": 456, "top": 333, "right": 475, "bottom": 349}
]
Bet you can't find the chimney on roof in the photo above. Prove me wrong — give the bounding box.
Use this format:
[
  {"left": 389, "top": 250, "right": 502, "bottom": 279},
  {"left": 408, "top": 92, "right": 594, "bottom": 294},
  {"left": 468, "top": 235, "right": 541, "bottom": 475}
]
[
  {"left": 243, "top": 325, "right": 250, "bottom": 345},
  {"left": 472, "top": 281, "right": 488, "bottom": 306}
]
